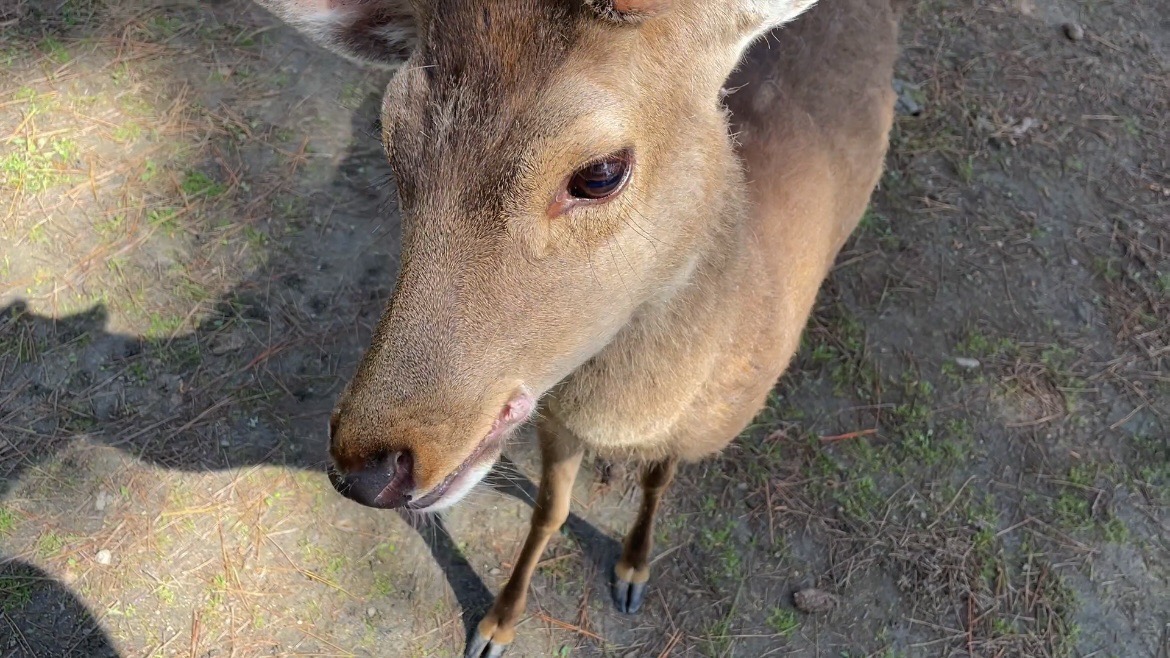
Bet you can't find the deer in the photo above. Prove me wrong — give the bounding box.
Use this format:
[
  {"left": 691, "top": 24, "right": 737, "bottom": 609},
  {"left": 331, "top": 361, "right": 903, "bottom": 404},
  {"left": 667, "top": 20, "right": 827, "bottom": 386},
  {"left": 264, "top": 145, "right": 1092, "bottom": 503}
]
[{"left": 254, "top": 0, "right": 900, "bottom": 655}]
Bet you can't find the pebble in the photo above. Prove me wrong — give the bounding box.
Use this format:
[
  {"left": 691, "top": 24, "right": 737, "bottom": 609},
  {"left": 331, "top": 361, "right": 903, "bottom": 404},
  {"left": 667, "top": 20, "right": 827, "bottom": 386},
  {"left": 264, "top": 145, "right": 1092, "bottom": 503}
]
[
  {"left": 366, "top": 607, "right": 377, "bottom": 618},
  {"left": 489, "top": 567, "right": 501, "bottom": 576},
  {"left": 95, "top": 490, "right": 110, "bottom": 512},
  {"left": 793, "top": 588, "right": 839, "bottom": 614},
  {"left": 892, "top": 78, "right": 923, "bottom": 117},
  {"left": 954, "top": 357, "right": 981, "bottom": 369},
  {"left": 1062, "top": 22, "right": 1085, "bottom": 41},
  {"left": 95, "top": 549, "right": 113, "bottom": 566}
]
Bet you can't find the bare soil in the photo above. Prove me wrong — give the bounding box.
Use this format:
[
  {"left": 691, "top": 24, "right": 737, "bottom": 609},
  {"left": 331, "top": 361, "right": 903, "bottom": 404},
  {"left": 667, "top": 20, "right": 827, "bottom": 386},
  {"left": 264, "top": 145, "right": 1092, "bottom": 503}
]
[{"left": 1, "top": 0, "right": 1167, "bottom": 656}]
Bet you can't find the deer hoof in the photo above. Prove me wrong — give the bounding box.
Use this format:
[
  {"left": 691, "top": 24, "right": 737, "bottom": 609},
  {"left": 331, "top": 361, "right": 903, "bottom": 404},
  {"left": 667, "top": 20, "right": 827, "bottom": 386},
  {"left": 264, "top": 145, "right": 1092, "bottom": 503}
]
[
  {"left": 464, "top": 631, "right": 508, "bottom": 658},
  {"left": 612, "top": 561, "right": 650, "bottom": 614},
  {"left": 612, "top": 577, "right": 648, "bottom": 614},
  {"left": 465, "top": 614, "right": 512, "bottom": 658}
]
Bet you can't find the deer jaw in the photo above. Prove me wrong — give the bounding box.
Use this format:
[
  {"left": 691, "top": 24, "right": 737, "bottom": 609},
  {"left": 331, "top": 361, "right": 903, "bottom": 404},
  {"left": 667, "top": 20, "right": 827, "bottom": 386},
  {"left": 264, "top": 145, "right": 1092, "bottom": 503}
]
[{"left": 256, "top": 0, "right": 824, "bottom": 511}]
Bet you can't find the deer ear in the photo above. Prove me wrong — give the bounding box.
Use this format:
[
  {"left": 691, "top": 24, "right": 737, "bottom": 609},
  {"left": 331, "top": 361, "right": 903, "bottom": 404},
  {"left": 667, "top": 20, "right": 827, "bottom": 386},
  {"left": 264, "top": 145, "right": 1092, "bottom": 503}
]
[
  {"left": 255, "top": 0, "right": 418, "bottom": 68},
  {"left": 613, "top": 0, "right": 673, "bottom": 12},
  {"left": 739, "top": 0, "right": 820, "bottom": 38},
  {"left": 585, "top": 0, "right": 673, "bottom": 23}
]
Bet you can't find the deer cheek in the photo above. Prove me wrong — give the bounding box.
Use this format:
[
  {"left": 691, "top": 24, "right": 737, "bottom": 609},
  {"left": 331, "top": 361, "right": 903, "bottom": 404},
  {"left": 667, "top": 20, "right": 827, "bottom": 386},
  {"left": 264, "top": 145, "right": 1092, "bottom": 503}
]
[{"left": 519, "top": 219, "right": 559, "bottom": 263}]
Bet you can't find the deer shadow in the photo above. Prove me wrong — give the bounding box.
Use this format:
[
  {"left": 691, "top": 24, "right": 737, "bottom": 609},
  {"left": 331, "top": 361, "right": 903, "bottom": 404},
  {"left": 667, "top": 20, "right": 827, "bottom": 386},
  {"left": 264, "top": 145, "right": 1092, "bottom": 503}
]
[{"left": 409, "top": 460, "right": 622, "bottom": 640}]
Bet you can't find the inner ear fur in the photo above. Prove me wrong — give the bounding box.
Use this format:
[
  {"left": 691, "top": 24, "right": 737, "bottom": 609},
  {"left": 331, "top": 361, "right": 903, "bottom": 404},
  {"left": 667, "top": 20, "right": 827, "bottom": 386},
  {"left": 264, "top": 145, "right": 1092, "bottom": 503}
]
[
  {"left": 584, "top": 0, "right": 673, "bottom": 24},
  {"left": 254, "top": 0, "right": 419, "bottom": 68}
]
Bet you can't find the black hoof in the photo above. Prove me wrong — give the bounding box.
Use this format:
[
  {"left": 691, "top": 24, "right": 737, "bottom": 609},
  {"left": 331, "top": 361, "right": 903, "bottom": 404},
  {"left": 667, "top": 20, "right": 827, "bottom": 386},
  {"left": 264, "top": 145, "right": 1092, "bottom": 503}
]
[
  {"left": 465, "top": 629, "right": 508, "bottom": 658},
  {"left": 612, "top": 577, "right": 648, "bottom": 614}
]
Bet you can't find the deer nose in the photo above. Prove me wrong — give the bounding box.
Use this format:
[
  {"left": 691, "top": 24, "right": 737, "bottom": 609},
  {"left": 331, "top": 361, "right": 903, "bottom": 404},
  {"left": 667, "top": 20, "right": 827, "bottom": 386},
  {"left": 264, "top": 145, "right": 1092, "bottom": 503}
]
[{"left": 327, "top": 451, "right": 415, "bottom": 509}]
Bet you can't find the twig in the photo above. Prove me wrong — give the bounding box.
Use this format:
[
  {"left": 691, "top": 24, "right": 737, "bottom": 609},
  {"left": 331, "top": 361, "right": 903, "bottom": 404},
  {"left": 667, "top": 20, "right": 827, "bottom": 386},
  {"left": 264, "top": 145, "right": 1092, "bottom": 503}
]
[
  {"left": 820, "top": 428, "right": 877, "bottom": 442},
  {"left": 532, "top": 611, "right": 604, "bottom": 641}
]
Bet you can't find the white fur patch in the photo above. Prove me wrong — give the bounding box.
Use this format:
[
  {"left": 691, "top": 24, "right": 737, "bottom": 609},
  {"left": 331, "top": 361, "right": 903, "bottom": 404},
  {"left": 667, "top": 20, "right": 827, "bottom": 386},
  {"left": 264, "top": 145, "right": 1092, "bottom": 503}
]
[
  {"left": 255, "top": 0, "right": 416, "bottom": 68},
  {"left": 417, "top": 461, "right": 496, "bottom": 512},
  {"left": 740, "top": 0, "right": 821, "bottom": 51}
]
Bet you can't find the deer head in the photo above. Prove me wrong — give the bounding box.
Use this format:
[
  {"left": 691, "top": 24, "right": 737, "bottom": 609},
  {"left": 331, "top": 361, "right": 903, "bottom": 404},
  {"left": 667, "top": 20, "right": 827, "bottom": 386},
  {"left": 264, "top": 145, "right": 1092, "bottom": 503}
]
[{"left": 256, "top": 0, "right": 821, "bottom": 511}]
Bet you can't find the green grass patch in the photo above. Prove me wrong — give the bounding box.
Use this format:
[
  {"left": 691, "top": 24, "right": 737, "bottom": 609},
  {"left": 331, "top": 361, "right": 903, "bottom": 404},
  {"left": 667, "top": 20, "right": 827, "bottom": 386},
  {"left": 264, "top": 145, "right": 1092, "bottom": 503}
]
[
  {"left": 1051, "top": 464, "right": 1093, "bottom": 530},
  {"left": 836, "top": 474, "right": 882, "bottom": 521},
  {"left": 0, "top": 507, "right": 17, "bottom": 534},
  {"left": 243, "top": 225, "right": 268, "bottom": 249},
  {"left": 181, "top": 170, "right": 226, "bottom": 198},
  {"left": 696, "top": 495, "right": 744, "bottom": 580},
  {"left": 1, "top": 137, "right": 81, "bottom": 193},
  {"left": 112, "top": 122, "right": 144, "bottom": 142},
  {"left": 148, "top": 14, "right": 185, "bottom": 39},
  {"left": 12, "top": 87, "right": 55, "bottom": 114},
  {"left": 1132, "top": 434, "right": 1170, "bottom": 502},
  {"left": 701, "top": 609, "right": 735, "bottom": 657},
  {"left": 140, "top": 159, "right": 160, "bottom": 183},
  {"left": 147, "top": 207, "right": 180, "bottom": 235},
  {"left": 955, "top": 329, "right": 1018, "bottom": 360},
  {"left": 371, "top": 572, "right": 395, "bottom": 597},
  {"left": 766, "top": 607, "right": 799, "bottom": 637},
  {"left": 156, "top": 583, "right": 177, "bottom": 606},
  {"left": 36, "top": 530, "right": 66, "bottom": 558},
  {"left": 858, "top": 207, "right": 902, "bottom": 250},
  {"left": 802, "top": 304, "right": 878, "bottom": 399},
  {"left": 0, "top": 575, "right": 35, "bottom": 612},
  {"left": 94, "top": 214, "right": 126, "bottom": 239},
  {"left": 147, "top": 311, "right": 186, "bottom": 336},
  {"left": 38, "top": 37, "right": 71, "bottom": 64}
]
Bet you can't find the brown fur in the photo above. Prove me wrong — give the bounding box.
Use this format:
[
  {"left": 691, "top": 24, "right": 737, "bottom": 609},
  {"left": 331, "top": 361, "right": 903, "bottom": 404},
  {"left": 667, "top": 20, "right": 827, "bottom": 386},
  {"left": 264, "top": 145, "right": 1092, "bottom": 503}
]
[{"left": 257, "top": 0, "right": 899, "bottom": 652}]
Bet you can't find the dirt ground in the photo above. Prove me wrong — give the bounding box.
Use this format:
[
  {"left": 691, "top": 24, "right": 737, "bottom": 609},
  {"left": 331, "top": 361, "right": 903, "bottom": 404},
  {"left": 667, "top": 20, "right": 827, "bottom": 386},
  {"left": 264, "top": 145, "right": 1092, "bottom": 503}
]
[{"left": 1, "top": 0, "right": 1167, "bottom": 656}]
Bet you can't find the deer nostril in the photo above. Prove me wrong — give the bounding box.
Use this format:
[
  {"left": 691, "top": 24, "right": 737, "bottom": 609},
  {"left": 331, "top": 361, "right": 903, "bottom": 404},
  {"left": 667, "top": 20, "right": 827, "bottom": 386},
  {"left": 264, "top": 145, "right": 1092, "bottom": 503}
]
[
  {"left": 379, "top": 450, "right": 415, "bottom": 504},
  {"left": 329, "top": 449, "right": 415, "bottom": 509}
]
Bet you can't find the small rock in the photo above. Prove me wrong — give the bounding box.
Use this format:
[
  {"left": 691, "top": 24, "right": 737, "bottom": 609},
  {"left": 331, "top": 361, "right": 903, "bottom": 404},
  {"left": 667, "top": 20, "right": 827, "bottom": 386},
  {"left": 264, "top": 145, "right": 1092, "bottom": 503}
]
[
  {"left": 1010, "top": 117, "right": 1039, "bottom": 140},
  {"left": 489, "top": 567, "right": 501, "bottom": 576},
  {"left": 366, "top": 607, "right": 377, "bottom": 618},
  {"left": 1062, "top": 22, "right": 1084, "bottom": 41},
  {"left": 736, "top": 482, "right": 748, "bottom": 491},
  {"left": 794, "top": 588, "right": 839, "bottom": 614},
  {"left": 95, "top": 549, "right": 113, "bottom": 566},
  {"left": 954, "top": 357, "right": 981, "bottom": 369},
  {"left": 95, "top": 491, "right": 109, "bottom": 512},
  {"left": 892, "top": 78, "right": 923, "bottom": 117}
]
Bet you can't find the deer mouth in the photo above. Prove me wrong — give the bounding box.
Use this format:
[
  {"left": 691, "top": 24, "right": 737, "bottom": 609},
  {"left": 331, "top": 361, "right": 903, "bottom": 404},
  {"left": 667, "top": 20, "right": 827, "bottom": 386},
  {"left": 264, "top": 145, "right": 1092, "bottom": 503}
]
[
  {"left": 406, "top": 388, "right": 535, "bottom": 512},
  {"left": 406, "top": 430, "right": 505, "bottom": 512}
]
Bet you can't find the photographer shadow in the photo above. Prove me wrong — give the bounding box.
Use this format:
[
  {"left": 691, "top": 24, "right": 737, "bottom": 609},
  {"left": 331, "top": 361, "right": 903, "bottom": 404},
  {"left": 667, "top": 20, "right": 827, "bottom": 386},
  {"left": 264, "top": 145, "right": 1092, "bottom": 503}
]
[{"left": 0, "top": 82, "right": 619, "bottom": 654}]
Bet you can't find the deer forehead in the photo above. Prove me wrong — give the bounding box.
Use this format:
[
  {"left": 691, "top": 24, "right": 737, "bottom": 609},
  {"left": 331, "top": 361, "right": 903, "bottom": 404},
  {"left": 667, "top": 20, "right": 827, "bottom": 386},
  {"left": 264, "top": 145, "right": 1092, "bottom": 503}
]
[{"left": 379, "top": 49, "right": 654, "bottom": 216}]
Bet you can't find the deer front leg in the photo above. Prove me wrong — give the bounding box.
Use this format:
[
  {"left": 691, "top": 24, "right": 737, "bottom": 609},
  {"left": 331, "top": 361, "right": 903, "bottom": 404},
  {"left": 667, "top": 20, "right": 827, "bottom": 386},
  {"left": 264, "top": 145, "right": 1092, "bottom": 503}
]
[
  {"left": 465, "top": 421, "right": 584, "bottom": 658},
  {"left": 612, "top": 457, "right": 678, "bottom": 614}
]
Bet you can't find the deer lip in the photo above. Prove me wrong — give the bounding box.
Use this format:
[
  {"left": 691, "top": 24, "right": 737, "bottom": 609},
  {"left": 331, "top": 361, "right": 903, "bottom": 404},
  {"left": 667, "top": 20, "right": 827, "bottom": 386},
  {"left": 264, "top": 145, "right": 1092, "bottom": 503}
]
[
  {"left": 406, "top": 426, "right": 506, "bottom": 511},
  {"left": 403, "top": 387, "right": 536, "bottom": 511}
]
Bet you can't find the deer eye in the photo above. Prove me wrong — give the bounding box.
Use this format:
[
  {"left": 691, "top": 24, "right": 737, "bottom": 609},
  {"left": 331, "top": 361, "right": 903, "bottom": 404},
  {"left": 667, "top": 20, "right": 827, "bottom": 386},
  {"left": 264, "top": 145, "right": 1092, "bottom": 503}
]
[{"left": 567, "top": 151, "right": 631, "bottom": 200}]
